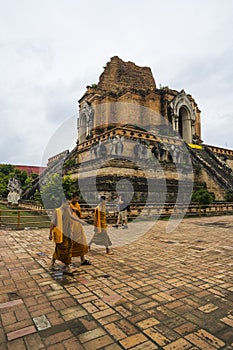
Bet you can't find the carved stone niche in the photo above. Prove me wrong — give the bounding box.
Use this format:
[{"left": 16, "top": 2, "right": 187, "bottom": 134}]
[
  {"left": 78, "top": 101, "right": 94, "bottom": 143},
  {"left": 169, "top": 90, "right": 196, "bottom": 144}
]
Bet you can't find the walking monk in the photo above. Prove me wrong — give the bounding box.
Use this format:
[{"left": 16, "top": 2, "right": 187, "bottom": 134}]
[
  {"left": 49, "top": 199, "right": 86, "bottom": 272},
  {"left": 89, "top": 196, "right": 113, "bottom": 254},
  {"left": 70, "top": 192, "right": 91, "bottom": 265}
]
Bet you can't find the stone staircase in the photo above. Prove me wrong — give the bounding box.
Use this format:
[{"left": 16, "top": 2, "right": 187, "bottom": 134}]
[{"left": 189, "top": 145, "right": 233, "bottom": 191}]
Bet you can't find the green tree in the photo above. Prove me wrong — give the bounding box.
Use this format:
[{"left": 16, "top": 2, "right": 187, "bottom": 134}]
[
  {"left": 192, "top": 188, "right": 215, "bottom": 206},
  {"left": 62, "top": 173, "right": 76, "bottom": 200},
  {"left": 0, "top": 164, "right": 14, "bottom": 175},
  {"left": 0, "top": 164, "right": 42, "bottom": 198},
  {"left": 39, "top": 173, "right": 76, "bottom": 208},
  {"left": 0, "top": 165, "right": 14, "bottom": 197},
  {"left": 34, "top": 189, "right": 42, "bottom": 204},
  {"left": 225, "top": 190, "right": 233, "bottom": 202}
]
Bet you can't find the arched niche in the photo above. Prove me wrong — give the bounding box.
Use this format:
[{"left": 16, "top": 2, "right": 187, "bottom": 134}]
[
  {"left": 78, "top": 101, "right": 94, "bottom": 143},
  {"left": 169, "top": 90, "right": 196, "bottom": 144}
]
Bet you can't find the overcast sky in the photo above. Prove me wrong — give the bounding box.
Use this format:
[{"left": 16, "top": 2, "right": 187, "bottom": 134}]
[{"left": 1, "top": 0, "right": 233, "bottom": 166}]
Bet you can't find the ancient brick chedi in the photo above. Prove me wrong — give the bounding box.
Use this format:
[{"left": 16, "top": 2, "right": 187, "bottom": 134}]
[
  {"left": 97, "top": 56, "right": 156, "bottom": 92},
  {"left": 41, "top": 56, "right": 233, "bottom": 204},
  {"left": 78, "top": 56, "right": 201, "bottom": 146}
]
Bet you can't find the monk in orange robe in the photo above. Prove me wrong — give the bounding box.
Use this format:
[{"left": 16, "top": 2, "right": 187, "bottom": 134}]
[
  {"left": 69, "top": 192, "right": 91, "bottom": 265},
  {"left": 89, "top": 196, "right": 113, "bottom": 254},
  {"left": 49, "top": 200, "right": 86, "bottom": 272}
]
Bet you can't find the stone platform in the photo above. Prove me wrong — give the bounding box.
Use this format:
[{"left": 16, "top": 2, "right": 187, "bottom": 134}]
[{"left": 0, "top": 216, "right": 233, "bottom": 349}]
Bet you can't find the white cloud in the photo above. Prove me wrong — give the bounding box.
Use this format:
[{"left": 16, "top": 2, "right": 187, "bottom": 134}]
[{"left": 0, "top": 0, "right": 233, "bottom": 165}]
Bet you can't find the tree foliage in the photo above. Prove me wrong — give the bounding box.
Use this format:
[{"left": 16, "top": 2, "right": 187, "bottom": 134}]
[
  {"left": 225, "top": 190, "right": 233, "bottom": 202},
  {"left": 192, "top": 187, "right": 215, "bottom": 206},
  {"left": 39, "top": 173, "right": 76, "bottom": 208},
  {"left": 0, "top": 164, "right": 38, "bottom": 198}
]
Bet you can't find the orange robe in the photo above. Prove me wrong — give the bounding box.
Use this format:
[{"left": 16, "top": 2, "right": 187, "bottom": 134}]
[
  {"left": 89, "top": 204, "right": 112, "bottom": 247},
  {"left": 70, "top": 202, "right": 88, "bottom": 257}
]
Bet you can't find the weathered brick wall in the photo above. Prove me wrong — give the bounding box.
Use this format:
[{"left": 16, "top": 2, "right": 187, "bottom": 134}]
[
  {"left": 226, "top": 158, "right": 233, "bottom": 171},
  {"left": 199, "top": 168, "right": 225, "bottom": 200},
  {"left": 97, "top": 56, "right": 156, "bottom": 93}
]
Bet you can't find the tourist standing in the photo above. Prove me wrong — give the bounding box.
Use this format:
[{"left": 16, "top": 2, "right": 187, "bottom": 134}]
[{"left": 114, "top": 194, "right": 128, "bottom": 229}]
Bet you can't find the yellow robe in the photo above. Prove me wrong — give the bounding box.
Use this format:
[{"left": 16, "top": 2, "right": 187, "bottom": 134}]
[
  {"left": 89, "top": 204, "right": 112, "bottom": 247},
  {"left": 52, "top": 205, "right": 72, "bottom": 265},
  {"left": 70, "top": 202, "right": 88, "bottom": 257}
]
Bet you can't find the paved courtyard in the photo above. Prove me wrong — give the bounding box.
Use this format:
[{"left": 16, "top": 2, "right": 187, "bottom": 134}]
[{"left": 0, "top": 215, "right": 233, "bottom": 349}]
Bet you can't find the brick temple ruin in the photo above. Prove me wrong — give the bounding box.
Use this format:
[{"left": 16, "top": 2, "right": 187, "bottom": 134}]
[{"left": 34, "top": 56, "right": 233, "bottom": 204}]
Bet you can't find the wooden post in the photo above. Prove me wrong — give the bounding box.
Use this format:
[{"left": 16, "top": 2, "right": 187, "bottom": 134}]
[
  {"left": 17, "top": 211, "right": 20, "bottom": 229},
  {"left": 0, "top": 210, "right": 1, "bottom": 227}
]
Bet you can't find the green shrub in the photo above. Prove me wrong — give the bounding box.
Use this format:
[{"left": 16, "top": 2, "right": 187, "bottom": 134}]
[
  {"left": 192, "top": 188, "right": 215, "bottom": 206},
  {"left": 225, "top": 190, "right": 233, "bottom": 202}
]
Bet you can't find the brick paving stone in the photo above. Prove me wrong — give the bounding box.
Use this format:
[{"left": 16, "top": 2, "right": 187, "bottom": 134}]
[
  {"left": 4, "top": 319, "right": 34, "bottom": 334},
  {"left": 156, "top": 305, "right": 177, "bottom": 318},
  {"left": 198, "top": 303, "right": 219, "bottom": 313},
  {"left": 98, "top": 313, "right": 122, "bottom": 326},
  {"left": 0, "top": 216, "right": 233, "bottom": 349},
  {"left": 92, "top": 308, "right": 116, "bottom": 320},
  {"left": 185, "top": 333, "right": 218, "bottom": 350},
  {"left": 24, "top": 332, "right": 45, "bottom": 349},
  {"left": 82, "top": 334, "right": 114, "bottom": 350},
  {"left": 51, "top": 299, "right": 67, "bottom": 310},
  {"left": 0, "top": 328, "right": 6, "bottom": 343},
  {"left": 23, "top": 296, "right": 38, "bottom": 307},
  {"left": 65, "top": 286, "right": 80, "bottom": 295},
  {"left": 78, "top": 327, "right": 106, "bottom": 343},
  {"left": 92, "top": 299, "right": 110, "bottom": 310},
  {"left": 104, "top": 322, "right": 127, "bottom": 341},
  {"left": 195, "top": 329, "right": 225, "bottom": 348},
  {"left": 75, "top": 294, "right": 98, "bottom": 303},
  {"left": 133, "top": 297, "right": 152, "bottom": 305},
  {"left": 79, "top": 317, "right": 99, "bottom": 331},
  {"left": 60, "top": 306, "right": 87, "bottom": 321},
  {"left": 30, "top": 304, "right": 56, "bottom": 318},
  {"left": 128, "top": 340, "right": 159, "bottom": 349},
  {"left": 15, "top": 307, "right": 31, "bottom": 321},
  {"left": 136, "top": 317, "right": 160, "bottom": 329},
  {"left": 0, "top": 299, "right": 23, "bottom": 309},
  {"left": 82, "top": 302, "right": 99, "bottom": 313},
  {"left": 163, "top": 338, "right": 193, "bottom": 350},
  {"left": 128, "top": 311, "right": 153, "bottom": 324},
  {"left": 47, "top": 344, "right": 65, "bottom": 350},
  {"left": 103, "top": 344, "right": 124, "bottom": 350},
  {"left": 7, "top": 325, "right": 37, "bottom": 341},
  {"left": 63, "top": 337, "right": 85, "bottom": 349},
  {"left": 174, "top": 322, "right": 198, "bottom": 336},
  {"left": 143, "top": 328, "right": 170, "bottom": 346},
  {"left": 116, "top": 319, "right": 138, "bottom": 336},
  {"left": 115, "top": 305, "right": 133, "bottom": 317},
  {"left": 43, "top": 329, "right": 74, "bottom": 347},
  {"left": 119, "top": 333, "right": 148, "bottom": 349},
  {"left": 6, "top": 337, "right": 28, "bottom": 350},
  {"left": 221, "top": 315, "right": 233, "bottom": 327},
  {"left": 153, "top": 323, "right": 181, "bottom": 342},
  {"left": 165, "top": 300, "right": 184, "bottom": 309},
  {"left": 63, "top": 297, "right": 78, "bottom": 307},
  {"left": 1, "top": 310, "right": 17, "bottom": 326}
]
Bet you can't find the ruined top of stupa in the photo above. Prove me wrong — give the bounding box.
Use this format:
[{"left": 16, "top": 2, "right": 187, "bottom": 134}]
[{"left": 96, "top": 56, "right": 156, "bottom": 93}]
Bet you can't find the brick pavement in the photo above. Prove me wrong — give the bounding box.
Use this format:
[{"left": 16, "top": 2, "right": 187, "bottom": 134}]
[{"left": 0, "top": 215, "right": 233, "bottom": 349}]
